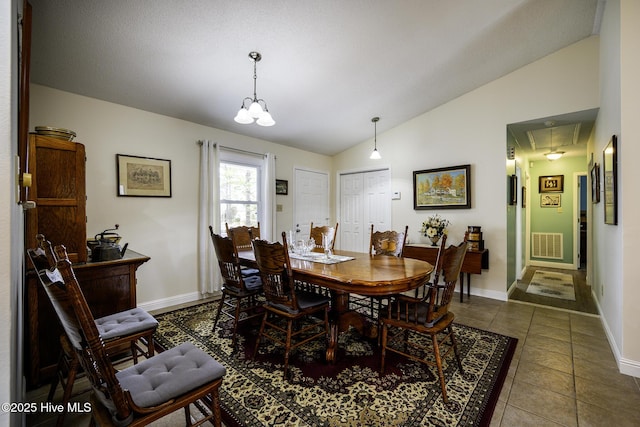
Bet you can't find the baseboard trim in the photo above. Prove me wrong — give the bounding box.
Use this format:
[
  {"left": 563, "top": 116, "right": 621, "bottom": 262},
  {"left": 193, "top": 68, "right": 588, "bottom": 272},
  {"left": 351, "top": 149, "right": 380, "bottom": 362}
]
[
  {"left": 138, "top": 291, "right": 220, "bottom": 312},
  {"left": 592, "top": 290, "right": 640, "bottom": 378},
  {"left": 528, "top": 260, "right": 575, "bottom": 269}
]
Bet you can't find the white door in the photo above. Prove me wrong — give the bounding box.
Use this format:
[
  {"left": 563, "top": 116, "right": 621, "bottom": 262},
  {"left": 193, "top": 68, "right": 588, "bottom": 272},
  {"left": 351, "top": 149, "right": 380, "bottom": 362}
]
[
  {"left": 340, "top": 169, "right": 391, "bottom": 252},
  {"left": 294, "top": 168, "right": 329, "bottom": 240}
]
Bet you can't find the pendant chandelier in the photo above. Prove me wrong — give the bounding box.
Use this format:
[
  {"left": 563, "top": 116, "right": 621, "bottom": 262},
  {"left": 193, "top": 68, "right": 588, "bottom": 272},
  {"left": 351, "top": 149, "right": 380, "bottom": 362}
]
[
  {"left": 370, "top": 117, "right": 381, "bottom": 159},
  {"left": 234, "top": 52, "right": 275, "bottom": 127},
  {"left": 545, "top": 124, "right": 564, "bottom": 160}
]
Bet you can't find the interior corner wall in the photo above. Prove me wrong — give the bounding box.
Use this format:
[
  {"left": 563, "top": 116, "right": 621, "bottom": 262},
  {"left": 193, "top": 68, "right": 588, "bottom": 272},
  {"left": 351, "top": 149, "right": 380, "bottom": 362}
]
[
  {"left": 28, "top": 84, "right": 332, "bottom": 306},
  {"left": 619, "top": 0, "right": 640, "bottom": 375},
  {"left": 333, "top": 36, "right": 599, "bottom": 301}
]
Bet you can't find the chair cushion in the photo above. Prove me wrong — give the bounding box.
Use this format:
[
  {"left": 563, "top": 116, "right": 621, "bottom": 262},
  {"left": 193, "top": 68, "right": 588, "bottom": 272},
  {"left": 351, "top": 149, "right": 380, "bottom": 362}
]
[
  {"left": 243, "top": 275, "right": 263, "bottom": 291},
  {"left": 96, "top": 308, "right": 158, "bottom": 340},
  {"left": 241, "top": 268, "right": 260, "bottom": 277},
  {"left": 266, "top": 290, "right": 329, "bottom": 314},
  {"left": 116, "top": 342, "right": 226, "bottom": 408},
  {"left": 296, "top": 290, "right": 331, "bottom": 309}
]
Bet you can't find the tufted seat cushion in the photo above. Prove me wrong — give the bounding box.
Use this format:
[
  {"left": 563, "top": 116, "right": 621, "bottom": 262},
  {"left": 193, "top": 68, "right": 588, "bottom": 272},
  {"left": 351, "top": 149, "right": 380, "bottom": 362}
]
[
  {"left": 95, "top": 308, "right": 158, "bottom": 340},
  {"left": 116, "top": 342, "right": 226, "bottom": 408}
]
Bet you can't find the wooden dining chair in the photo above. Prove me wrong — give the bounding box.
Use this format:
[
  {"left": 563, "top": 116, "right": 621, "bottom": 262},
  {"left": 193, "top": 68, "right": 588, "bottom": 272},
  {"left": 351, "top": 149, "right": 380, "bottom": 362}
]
[
  {"left": 369, "top": 224, "right": 408, "bottom": 257},
  {"left": 226, "top": 222, "right": 260, "bottom": 253},
  {"left": 350, "top": 225, "right": 409, "bottom": 322},
  {"left": 309, "top": 222, "right": 338, "bottom": 252},
  {"left": 251, "top": 232, "right": 331, "bottom": 379},
  {"left": 209, "top": 226, "right": 263, "bottom": 350},
  {"left": 380, "top": 240, "right": 468, "bottom": 403},
  {"left": 33, "top": 244, "right": 226, "bottom": 426},
  {"left": 27, "top": 235, "right": 158, "bottom": 427}
]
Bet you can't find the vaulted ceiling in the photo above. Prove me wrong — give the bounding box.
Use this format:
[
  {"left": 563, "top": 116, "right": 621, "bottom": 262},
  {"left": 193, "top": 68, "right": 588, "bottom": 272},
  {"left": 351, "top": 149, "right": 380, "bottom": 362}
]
[{"left": 29, "top": 0, "right": 603, "bottom": 156}]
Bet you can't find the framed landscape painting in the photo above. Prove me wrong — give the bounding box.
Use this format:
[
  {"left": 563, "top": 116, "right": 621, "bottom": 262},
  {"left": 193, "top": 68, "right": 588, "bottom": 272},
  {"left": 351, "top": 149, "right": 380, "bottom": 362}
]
[{"left": 413, "top": 164, "right": 471, "bottom": 210}]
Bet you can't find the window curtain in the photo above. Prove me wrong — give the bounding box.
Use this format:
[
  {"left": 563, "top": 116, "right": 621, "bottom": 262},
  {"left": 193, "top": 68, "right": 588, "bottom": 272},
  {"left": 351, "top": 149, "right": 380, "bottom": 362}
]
[
  {"left": 263, "top": 153, "right": 277, "bottom": 241},
  {"left": 197, "top": 140, "right": 222, "bottom": 294}
]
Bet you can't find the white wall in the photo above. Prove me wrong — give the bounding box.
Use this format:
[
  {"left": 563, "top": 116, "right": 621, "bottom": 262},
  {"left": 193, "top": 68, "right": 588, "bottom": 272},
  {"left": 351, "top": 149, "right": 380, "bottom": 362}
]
[
  {"left": 29, "top": 84, "right": 332, "bottom": 307},
  {"left": 1, "top": 0, "right": 16, "bottom": 424},
  {"left": 594, "top": 0, "right": 640, "bottom": 377},
  {"left": 333, "top": 36, "right": 600, "bottom": 301}
]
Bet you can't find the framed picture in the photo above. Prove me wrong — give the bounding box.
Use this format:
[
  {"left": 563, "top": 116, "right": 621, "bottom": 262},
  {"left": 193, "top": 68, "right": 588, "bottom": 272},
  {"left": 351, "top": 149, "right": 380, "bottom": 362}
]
[
  {"left": 507, "top": 174, "right": 517, "bottom": 206},
  {"left": 275, "top": 179, "right": 288, "bottom": 195},
  {"left": 590, "top": 163, "right": 600, "bottom": 204},
  {"left": 538, "top": 175, "right": 564, "bottom": 193},
  {"left": 413, "top": 164, "right": 471, "bottom": 210},
  {"left": 116, "top": 154, "right": 171, "bottom": 197},
  {"left": 521, "top": 186, "right": 526, "bottom": 208},
  {"left": 603, "top": 135, "right": 618, "bottom": 225},
  {"left": 540, "top": 194, "right": 561, "bottom": 207}
]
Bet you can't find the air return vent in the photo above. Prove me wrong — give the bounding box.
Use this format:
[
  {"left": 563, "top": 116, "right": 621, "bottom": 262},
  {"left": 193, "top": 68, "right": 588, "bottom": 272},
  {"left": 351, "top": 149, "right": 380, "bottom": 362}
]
[{"left": 532, "top": 232, "right": 563, "bottom": 259}]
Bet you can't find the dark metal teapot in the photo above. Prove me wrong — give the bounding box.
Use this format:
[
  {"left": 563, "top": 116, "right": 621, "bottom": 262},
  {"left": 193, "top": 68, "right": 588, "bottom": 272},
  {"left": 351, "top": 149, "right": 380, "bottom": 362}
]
[{"left": 89, "top": 224, "right": 128, "bottom": 262}]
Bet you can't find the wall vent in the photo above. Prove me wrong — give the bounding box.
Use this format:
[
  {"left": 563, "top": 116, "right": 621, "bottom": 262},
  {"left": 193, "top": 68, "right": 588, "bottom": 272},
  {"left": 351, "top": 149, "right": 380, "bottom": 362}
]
[{"left": 532, "top": 232, "right": 563, "bottom": 259}]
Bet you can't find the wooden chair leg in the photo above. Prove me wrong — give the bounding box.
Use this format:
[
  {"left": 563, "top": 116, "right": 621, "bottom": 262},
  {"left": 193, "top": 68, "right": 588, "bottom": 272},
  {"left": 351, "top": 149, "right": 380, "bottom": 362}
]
[
  {"left": 253, "top": 311, "right": 269, "bottom": 359},
  {"left": 212, "top": 293, "right": 226, "bottom": 332},
  {"left": 449, "top": 326, "right": 464, "bottom": 373},
  {"left": 431, "top": 333, "right": 448, "bottom": 403},
  {"left": 283, "top": 319, "right": 294, "bottom": 379},
  {"left": 380, "top": 324, "right": 388, "bottom": 374}
]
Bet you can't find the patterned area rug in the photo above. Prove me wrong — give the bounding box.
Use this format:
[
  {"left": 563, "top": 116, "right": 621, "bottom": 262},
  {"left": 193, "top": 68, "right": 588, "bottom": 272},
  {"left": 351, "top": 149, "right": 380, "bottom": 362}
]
[
  {"left": 526, "top": 271, "right": 576, "bottom": 301},
  {"left": 153, "top": 301, "right": 517, "bottom": 427}
]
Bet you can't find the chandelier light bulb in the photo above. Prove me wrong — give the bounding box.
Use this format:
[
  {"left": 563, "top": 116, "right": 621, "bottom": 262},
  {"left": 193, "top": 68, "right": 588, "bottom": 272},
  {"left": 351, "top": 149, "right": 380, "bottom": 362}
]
[{"left": 234, "top": 107, "right": 253, "bottom": 124}]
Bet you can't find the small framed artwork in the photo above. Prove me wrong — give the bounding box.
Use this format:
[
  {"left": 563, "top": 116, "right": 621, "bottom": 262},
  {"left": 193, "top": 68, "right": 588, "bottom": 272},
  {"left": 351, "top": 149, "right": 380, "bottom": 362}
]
[
  {"left": 413, "top": 164, "right": 471, "bottom": 210},
  {"left": 539, "top": 175, "right": 564, "bottom": 193},
  {"left": 540, "top": 194, "right": 561, "bottom": 207},
  {"left": 603, "top": 135, "right": 618, "bottom": 225},
  {"left": 508, "top": 174, "right": 517, "bottom": 206},
  {"left": 521, "top": 186, "right": 526, "bottom": 208},
  {"left": 590, "top": 163, "right": 600, "bottom": 204},
  {"left": 117, "top": 154, "right": 171, "bottom": 197},
  {"left": 275, "top": 179, "right": 288, "bottom": 195}
]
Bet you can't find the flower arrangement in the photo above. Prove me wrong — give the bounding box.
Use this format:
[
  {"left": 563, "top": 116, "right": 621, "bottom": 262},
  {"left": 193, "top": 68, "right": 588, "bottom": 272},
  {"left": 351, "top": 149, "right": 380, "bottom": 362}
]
[{"left": 421, "top": 214, "right": 450, "bottom": 243}]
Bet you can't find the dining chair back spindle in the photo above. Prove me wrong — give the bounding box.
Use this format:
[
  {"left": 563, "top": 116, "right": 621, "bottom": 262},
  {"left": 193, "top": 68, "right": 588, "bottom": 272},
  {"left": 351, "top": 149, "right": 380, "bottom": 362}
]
[{"left": 251, "top": 232, "right": 330, "bottom": 379}]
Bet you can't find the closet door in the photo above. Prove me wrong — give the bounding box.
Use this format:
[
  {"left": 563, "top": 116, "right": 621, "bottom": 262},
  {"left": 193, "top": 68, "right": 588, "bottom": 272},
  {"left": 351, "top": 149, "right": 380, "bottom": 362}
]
[
  {"left": 294, "top": 168, "right": 329, "bottom": 239},
  {"left": 340, "top": 169, "right": 391, "bottom": 252}
]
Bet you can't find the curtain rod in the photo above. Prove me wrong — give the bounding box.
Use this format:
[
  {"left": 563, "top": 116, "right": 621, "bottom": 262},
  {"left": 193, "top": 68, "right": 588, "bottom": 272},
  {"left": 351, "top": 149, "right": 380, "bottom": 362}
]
[{"left": 196, "top": 141, "right": 265, "bottom": 158}]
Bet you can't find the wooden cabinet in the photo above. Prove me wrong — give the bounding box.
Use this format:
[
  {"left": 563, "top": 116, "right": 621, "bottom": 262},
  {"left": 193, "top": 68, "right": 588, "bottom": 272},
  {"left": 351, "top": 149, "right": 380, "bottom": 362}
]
[
  {"left": 25, "top": 133, "right": 87, "bottom": 263},
  {"left": 404, "top": 244, "right": 489, "bottom": 302},
  {"left": 25, "top": 250, "right": 150, "bottom": 388}
]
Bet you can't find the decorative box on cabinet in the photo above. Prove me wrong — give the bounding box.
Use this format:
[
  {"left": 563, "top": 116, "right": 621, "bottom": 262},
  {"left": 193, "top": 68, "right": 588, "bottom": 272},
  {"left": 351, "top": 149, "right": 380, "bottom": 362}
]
[
  {"left": 25, "top": 133, "right": 87, "bottom": 263},
  {"left": 25, "top": 250, "right": 150, "bottom": 388},
  {"left": 404, "top": 244, "right": 489, "bottom": 302}
]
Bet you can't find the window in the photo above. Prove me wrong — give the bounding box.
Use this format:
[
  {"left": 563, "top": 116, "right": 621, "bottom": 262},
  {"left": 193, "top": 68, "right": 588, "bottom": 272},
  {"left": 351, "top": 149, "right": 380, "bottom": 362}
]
[{"left": 219, "top": 156, "right": 262, "bottom": 233}]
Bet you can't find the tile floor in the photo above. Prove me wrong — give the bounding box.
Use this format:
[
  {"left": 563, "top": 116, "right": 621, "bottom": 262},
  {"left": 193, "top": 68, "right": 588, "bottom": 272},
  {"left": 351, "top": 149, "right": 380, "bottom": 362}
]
[{"left": 26, "top": 295, "right": 640, "bottom": 426}]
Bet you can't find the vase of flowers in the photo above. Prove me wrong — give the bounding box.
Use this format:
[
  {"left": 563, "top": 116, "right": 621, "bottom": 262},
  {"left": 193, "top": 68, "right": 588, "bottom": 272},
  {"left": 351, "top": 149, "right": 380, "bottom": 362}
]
[{"left": 421, "top": 214, "right": 450, "bottom": 246}]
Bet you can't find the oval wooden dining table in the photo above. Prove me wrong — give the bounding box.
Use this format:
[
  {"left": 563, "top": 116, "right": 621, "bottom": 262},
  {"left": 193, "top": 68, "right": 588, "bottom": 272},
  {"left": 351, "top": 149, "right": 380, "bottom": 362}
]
[{"left": 239, "top": 249, "right": 434, "bottom": 362}]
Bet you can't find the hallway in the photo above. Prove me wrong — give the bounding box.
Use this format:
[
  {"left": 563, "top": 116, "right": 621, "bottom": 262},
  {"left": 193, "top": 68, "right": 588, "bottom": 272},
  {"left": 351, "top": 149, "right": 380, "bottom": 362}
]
[{"left": 510, "top": 267, "right": 598, "bottom": 315}]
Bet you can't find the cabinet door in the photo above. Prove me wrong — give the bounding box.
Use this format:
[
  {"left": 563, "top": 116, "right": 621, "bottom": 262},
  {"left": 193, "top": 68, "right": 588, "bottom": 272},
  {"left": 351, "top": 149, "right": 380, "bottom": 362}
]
[{"left": 26, "top": 135, "right": 87, "bottom": 263}]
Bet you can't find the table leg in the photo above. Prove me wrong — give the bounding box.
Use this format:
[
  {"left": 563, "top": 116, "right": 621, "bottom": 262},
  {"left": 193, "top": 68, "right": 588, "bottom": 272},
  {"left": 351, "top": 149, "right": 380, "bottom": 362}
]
[
  {"left": 326, "top": 290, "right": 372, "bottom": 362},
  {"left": 459, "top": 272, "right": 464, "bottom": 302},
  {"left": 467, "top": 273, "right": 471, "bottom": 300}
]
